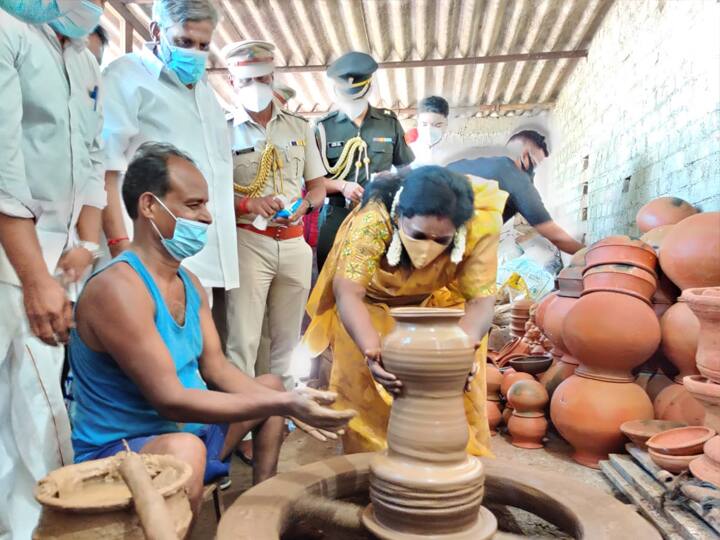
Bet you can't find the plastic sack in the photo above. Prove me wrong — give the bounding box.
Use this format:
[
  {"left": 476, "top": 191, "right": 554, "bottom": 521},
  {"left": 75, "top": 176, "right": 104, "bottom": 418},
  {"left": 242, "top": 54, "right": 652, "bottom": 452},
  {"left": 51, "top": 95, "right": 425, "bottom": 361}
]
[{"left": 496, "top": 257, "right": 555, "bottom": 301}]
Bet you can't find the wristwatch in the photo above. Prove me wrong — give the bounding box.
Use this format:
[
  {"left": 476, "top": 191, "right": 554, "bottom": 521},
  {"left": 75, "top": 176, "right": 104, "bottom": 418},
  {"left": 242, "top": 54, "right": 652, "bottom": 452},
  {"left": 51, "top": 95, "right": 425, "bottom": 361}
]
[
  {"left": 303, "top": 197, "right": 315, "bottom": 214},
  {"left": 77, "top": 240, "right": 102, "bottom": 261}
]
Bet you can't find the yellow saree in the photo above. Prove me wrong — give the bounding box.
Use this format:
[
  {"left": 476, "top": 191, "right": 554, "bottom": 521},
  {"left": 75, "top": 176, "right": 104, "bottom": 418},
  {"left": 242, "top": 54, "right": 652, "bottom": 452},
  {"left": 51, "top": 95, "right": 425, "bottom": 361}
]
[{"left": 304, "top": 180, "right": 507, "bottom": 456}]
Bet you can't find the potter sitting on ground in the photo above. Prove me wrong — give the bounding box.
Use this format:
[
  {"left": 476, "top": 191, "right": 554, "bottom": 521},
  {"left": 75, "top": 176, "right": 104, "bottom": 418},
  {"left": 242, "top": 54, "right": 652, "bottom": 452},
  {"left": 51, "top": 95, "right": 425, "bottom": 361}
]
[
  {"left": 68, "top": 142, "right": 354, "bottom": 519},
  {"left": 304, "top": 166, "right": 507, "bottom": 455}
]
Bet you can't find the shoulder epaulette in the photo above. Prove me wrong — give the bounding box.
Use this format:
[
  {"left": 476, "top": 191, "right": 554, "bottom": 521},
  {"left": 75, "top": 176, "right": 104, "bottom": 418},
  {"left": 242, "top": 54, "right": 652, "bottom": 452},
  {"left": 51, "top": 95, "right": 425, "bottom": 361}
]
[{"left": 282, "top": 109, "right": 310, "bottom": 123}]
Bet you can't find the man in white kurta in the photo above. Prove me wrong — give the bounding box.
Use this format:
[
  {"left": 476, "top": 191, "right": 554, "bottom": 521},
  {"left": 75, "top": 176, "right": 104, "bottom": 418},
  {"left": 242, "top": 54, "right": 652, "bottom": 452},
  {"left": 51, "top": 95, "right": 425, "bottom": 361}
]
[
  {"left": 101, "top": 0, "right": 238, "bottom": 292},
  {"left": 0, "top": 9, "right": 105, "bottom": 538}
]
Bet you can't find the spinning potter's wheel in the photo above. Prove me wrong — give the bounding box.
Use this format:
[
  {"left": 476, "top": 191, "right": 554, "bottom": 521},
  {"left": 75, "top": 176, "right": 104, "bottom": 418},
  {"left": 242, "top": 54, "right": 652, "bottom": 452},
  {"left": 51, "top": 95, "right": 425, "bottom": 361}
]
[{"left": 217, "top": 308, "right": 659, "bottom": 540}]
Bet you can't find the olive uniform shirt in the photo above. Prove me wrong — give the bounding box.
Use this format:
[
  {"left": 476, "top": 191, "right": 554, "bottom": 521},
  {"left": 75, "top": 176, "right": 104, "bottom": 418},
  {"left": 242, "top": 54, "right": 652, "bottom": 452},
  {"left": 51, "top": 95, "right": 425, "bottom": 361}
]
[{"left": 315, "top": 105, "right": 414, "bottom": 269}]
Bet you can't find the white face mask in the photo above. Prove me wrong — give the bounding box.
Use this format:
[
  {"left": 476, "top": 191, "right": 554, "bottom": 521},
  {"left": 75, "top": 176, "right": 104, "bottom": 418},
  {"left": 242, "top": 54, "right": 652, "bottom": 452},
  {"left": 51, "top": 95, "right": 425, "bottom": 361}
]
[
  {"left": 235, "top": 81, "right": 274, "bottom": 112},
  {"left": 336, "top": 95, "right": 369, "bottom": 120},
  {"left": 418, "top": 125, "right": 446, "bottom": 147}
]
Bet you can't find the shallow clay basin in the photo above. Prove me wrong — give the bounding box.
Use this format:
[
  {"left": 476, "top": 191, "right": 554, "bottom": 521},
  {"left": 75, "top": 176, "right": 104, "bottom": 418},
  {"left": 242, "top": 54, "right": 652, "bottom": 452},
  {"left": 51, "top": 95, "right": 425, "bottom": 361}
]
[
  {"left": 649, "top": 448, "right": 699, "bottom": 474},
  {"left": 646, "top": 426, "right": 716, "bottom": 456},
  {"left": 509, "top": 355, "right": 553, "bottom": 375},
  {"left": 620, "top": 419, "right": 686, "bottom": 451}
]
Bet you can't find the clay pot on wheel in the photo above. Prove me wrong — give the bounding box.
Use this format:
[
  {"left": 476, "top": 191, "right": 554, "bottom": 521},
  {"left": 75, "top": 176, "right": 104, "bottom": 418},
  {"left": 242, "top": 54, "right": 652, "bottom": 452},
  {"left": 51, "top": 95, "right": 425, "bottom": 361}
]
[
  {"left": 636, "top": 197, "right": 697, "bottom": 233},
  {"left": 681, "top": 287, "right": 720, "bottom": 383},
  {"left": 659, "top": 212, "right": 720, "bottom": 290},
  {"left": 563, "top": 291, "right": 661, "bottom": 382},
  {"left": 653, "top": 383, "right": 706, "bottom": 426},
  {"left": 660, "top": 302, "right": 700, "bottom": 383},
  {"left": 550, "top": 375, "right": 653, "bottom": 468}
]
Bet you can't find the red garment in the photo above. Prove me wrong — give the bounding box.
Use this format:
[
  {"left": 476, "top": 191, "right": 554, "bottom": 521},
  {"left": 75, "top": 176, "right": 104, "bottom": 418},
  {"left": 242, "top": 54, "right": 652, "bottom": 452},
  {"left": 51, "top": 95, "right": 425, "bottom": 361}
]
[
  {"left": 301, "top": 189, "right": 319, "bottom": 246},
  {"left": 405, "top": 127, "right": 418, "bottom": 144}
]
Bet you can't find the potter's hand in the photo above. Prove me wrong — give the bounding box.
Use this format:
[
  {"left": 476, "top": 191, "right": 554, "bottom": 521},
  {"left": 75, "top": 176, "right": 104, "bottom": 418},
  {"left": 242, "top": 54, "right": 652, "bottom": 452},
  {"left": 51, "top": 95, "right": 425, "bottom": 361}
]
[
  {"left": 465, "top": 362, "right": 479, "bottom": 392},
  {"left": 365, "top": 349, "right": 403, "bottom": 395},
  {"left": 289, "top": 387, "right": 356, "bottom": 431}
]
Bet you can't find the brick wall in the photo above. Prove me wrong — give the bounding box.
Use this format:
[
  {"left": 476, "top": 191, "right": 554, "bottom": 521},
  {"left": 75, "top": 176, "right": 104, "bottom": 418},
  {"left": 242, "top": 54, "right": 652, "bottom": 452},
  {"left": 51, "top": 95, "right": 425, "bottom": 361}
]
[{"left": 547, "top": 0, "right": 720, "bottom": 242}]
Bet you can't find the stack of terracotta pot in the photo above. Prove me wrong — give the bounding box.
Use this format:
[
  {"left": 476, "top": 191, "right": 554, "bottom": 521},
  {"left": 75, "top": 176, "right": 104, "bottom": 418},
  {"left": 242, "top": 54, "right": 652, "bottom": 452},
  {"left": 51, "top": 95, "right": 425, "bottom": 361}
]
[
  {"left": 486, "top": 364, "right": 503, "bottom": 435},
  {"left": 509, "top": 298, "right": 532, "bottom": 339},
  {"left": 646, "top": 425, "right": 716, "bottom": 474},
  {"left": 549, "top": 236, "right": 660, "bottom": 468},
  {"left": 520, "top": 305, "right": 553, "bottom": 356}
]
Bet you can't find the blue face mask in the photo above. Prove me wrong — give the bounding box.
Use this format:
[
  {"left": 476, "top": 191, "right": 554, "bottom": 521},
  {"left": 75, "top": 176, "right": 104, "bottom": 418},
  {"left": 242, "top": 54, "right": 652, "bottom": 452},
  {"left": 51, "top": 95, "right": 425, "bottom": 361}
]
[
  {"left": 48, "top": 0, "right": 102, "bottom": 39},
  {"left": 159, "top": 35, "right": 209, "bottom": 85},
  {"left": 0, "top": 0, "right": 62, "bottom": 23},
  {"left": 150, "top": 195, "right": 209, "bottom": 261}
]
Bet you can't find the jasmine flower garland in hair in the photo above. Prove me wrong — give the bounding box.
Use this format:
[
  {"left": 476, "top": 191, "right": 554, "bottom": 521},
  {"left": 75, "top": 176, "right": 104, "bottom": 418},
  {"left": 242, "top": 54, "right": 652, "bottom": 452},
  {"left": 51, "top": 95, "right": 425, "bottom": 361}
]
[
  {"left": 450, "top": 225, "right": 467, "bottom": 264},
  {"left": 386, "top": 186, "right": 404, "bottom": 266}
]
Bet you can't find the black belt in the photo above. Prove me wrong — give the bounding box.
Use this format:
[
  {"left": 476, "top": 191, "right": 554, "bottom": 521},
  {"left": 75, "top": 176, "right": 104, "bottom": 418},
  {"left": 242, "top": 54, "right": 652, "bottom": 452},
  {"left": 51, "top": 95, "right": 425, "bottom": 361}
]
[{"left": 327, "top": 194, "right": 346, "bottom": 207}]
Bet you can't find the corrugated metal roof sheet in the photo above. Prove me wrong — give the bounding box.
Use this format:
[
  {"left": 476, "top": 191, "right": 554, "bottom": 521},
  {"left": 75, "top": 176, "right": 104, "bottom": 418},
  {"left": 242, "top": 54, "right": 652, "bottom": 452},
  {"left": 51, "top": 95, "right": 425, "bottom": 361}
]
[{"left": 101, "top": 0, "right": 613, "bottom": 118}]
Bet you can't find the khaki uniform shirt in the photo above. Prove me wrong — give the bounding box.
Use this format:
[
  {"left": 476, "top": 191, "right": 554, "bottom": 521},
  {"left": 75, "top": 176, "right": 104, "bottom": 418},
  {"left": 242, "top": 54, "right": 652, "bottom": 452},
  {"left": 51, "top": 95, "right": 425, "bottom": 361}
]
[{"left": 230, "top": 101, "right": 327, "bottom": 226}]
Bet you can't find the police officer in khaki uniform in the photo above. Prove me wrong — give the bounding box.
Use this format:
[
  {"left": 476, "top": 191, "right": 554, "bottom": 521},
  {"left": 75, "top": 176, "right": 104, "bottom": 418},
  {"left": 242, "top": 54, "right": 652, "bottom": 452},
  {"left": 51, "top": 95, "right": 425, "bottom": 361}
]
[
  {"left": 315, "top": 51, "right": 415, "bottom": 269},
  {"left": 223, "top": 40, "right": 327, "bottom": 391}
]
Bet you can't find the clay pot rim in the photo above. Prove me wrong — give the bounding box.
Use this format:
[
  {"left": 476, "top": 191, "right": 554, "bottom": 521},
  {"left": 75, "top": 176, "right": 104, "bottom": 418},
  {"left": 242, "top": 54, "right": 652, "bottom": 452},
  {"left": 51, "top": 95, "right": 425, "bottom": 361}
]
[
  {"left": 587, "top": 236, "right": 656, "bottom": 253},
  {"left": 620, "top": 419, "right": 687, "bottom": 439},
  {"left": 682, "top": 375, "right": 720, "bottom": 401},
  {"left": 648, "top": 448, "right": 701, "bottom": 461},
  {"left": 680, "top": 287, "right": 720, "bottom": 309},
  {"left": 34, "top": 453, "right": 193, "bottom": 511},
  {"left": 689, "top": 454, "right": 720, "bottom": 487},
  {"left": 646, "top": 426, "right": 716, "bottom": 455},
  {"left": 389, "top": 307, "right": 464, "bottom": 320},
  {"left": 580, "top": 287, "right": 653, "bottom": 305},
  {"left": 583, "top": 264, "right": 658, "bottom": 282}
]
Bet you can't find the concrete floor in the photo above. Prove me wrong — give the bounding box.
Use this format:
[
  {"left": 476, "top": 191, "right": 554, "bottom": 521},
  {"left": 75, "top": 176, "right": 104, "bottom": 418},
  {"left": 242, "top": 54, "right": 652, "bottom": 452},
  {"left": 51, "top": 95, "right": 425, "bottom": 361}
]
[{"left": 190, "top": 426, "right": 615, "bottom": 539}]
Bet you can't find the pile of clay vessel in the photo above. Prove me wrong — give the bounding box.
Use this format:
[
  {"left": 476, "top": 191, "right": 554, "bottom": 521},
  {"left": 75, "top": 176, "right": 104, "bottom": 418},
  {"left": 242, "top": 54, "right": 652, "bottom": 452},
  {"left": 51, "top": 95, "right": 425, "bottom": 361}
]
[
  {"left": 539, "top": 197, "right": 720, "bottom": 469},
  {"left": 646, "top": 425, "right": 716, "bottom": 474},
  {"left": 509, "top": 298, "right": 532, "bottom": 339}
]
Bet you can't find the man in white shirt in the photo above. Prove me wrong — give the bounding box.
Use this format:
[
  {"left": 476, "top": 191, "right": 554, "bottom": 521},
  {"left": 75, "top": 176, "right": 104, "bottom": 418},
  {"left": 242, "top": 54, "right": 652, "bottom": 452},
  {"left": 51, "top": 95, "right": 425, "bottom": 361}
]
[
  {"left": 0, "top": 2, "right": 106, "bottom": 536},
  {"left": 409, "top": 96, "right": 473, "bottom": 167},
  {"left": 101, "top": 0, "right": 238, "bottom": 294}
]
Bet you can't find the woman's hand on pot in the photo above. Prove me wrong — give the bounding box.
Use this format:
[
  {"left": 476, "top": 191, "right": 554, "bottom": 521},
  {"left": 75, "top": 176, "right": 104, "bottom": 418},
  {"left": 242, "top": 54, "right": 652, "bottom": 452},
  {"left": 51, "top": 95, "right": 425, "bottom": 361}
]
[{"left": 365, "top": 348, "right": 402, "bottom": 395}]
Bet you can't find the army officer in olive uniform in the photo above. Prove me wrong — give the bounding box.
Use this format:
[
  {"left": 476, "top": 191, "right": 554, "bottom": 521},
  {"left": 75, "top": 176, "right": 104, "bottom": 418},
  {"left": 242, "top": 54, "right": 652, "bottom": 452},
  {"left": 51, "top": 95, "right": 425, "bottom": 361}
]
[
  {"left": 223, "top": 40, "right": 327, "bottom": 391},
  {"left": 315, "top": 51, "right": 415, "bottom": 270}
]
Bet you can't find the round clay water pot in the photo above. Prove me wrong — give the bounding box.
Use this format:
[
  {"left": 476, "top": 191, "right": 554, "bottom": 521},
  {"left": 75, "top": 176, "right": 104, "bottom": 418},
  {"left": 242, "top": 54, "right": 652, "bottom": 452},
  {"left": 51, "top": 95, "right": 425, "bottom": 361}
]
[
  {"left": 550, "top": 375, "right": 654, "bottom": 468},
  {"left": 582, "top": 264, "right": 657, "bottom": 303},
  {"left": 644, "top": 371, "right": 675, "bottom": 402},
  {"left": 683, "top": 375, "right": 720, "bottom": 433},
  {"left": 509, "top": 355, "right": 553, "bottom": 375},
  {"left": 640, "top": 225, "right": 675, "bottom": 253},
  {"left": 542, "top": 295, "right": 577, "bottom": 356},
  {"left": 563, "top": 291, "right": 661, "bottom": 382},
  {"left": 648, "top": 449, "right": 698, "bottom": 474},
  {"left": 653, "top": 383, "right": 706, "bottom": 426},
  {"left": 653, "top": 273, "right": 680, "bottom": 305},
  {"left": 506, "top": 379, "right": 549, "bottom": 415},
  {"left": 486, "top": 364, "right": 503, "bottom": 399},
  {"left": 487, "top": 400, "right": 503, "bottom": 435},
  {"left": 584, "top": 236, "right": 658, "bottom": 274},
  {"left": 620, "top": 419, "right": 687, "bottom": 451},
  {"left": 646, "top": 426, "right": 715, "bottom": 456},
  {"left": 534, "top": 291, "right": 559, "bottom": 331},
  {"left": 539, "top": 355, "right": 578, "bottom": 399},
  {"left": 508, "top": 413, "right": 548, "bottom": 449},
  {"left": 636, "top": 197, "right": 697, "bottom": 233},
  {"left": 659, "top": 212, "right": 720, "bottom": 290},
  {"left": 500, "top": 371, "right": 534, "bottom": 398},
  {"left": 660, "top": 302, "right": 700, "bottom": 383},
  {"left": 681, "top": 287, "right": 720, "bottom": 383}
]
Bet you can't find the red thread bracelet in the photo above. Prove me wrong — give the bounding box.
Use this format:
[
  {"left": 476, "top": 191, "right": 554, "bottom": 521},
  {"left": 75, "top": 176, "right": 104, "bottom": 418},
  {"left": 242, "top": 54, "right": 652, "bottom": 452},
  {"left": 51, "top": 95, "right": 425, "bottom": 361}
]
[
  {"left": 236, "top": 196, "right": 250, "bottom": 214},
  {"left": 107, "top": 236, "right": 129, "bottom": 247}
]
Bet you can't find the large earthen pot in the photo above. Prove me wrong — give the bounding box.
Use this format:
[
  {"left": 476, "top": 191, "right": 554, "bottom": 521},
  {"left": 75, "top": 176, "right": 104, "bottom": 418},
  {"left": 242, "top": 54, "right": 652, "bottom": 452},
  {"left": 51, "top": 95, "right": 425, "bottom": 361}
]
[
  {"left": 550, "top": 376, "right": 653, "bottom": 468},
  {"left": 563, "top": 291, "right": 661, "bottom": 382},
  {"left": 684, "top": 375, "right": 720, "bottom": 433},
  {"left": 539, "top": 352, "right": 578, "bottom": 398},
  {"left": 584, "top": 236, "right": 658, "bottom": 274},
  {"left": 534, "top": 291, "right": 559, "bottom": 332},
  {"left": 500, "top": 371, "right": 534, "bottom": 398},
  {"left": 542, "top": 294, "right": 577, "bottom": 360},
  {"left": 681, "top": 287, "right": 720, "bottom": 383},
  {"left": 640, "top": 225, "right": 675, "bottom": 253},
  {"left": 660, "top": 301, "right": 700, "bottom": 383},
  {"left": 365, "top": 307, "right": 497, "bottom": 539},
  {"left": 506, "top": 379, "right": 549, "bottom": 415},
  {"left": 653, "top": 382, "right": 706, "bottom": 426},
  {"left": 33, "top": 454, "right": 192, "bottom": 540},
  {"left": 659, "top": 212, "right": 720, "bottom": 290},
  {"left": 635, "top": 370, "right": 674, "bottom": 403},
  {"left": 636, "top": 197, "right": 698, "bottom": 233}
]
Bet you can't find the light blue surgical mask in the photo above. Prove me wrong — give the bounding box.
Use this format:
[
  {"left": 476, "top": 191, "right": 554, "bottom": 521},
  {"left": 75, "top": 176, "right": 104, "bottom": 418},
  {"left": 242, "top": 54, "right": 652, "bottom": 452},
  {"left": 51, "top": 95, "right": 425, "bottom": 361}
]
[
  {"left": 0, "top": 0, "right": 62, "bottom": 23},
  {"left": 48, "top": 0, "right": 102, "bottom": 39},
  {"left": 159, "top": 34, "right": 209, "bottom": 86},
  {"left": 150, "top": 195, "right": 209, "bottom": 261}
]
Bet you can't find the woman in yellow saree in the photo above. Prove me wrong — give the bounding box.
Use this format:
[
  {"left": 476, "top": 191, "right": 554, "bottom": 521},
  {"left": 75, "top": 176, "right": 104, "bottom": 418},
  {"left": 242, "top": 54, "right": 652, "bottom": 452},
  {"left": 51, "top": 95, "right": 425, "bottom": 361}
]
[{"left": 304, "top": 166, "right": 507, "bottom": 456}]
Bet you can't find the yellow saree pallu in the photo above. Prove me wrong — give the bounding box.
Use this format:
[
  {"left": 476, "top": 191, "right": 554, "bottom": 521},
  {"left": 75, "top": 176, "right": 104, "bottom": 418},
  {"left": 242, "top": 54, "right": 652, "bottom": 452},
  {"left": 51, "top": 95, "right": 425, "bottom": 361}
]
[{"left": 303, "top": 180, "right": 508, "bottom": 456}]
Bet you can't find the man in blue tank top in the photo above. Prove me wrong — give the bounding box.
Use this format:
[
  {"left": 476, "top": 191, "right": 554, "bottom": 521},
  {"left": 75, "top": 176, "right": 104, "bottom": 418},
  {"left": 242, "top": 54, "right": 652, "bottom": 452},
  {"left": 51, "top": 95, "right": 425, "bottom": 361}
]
[{"left": 69, "top": 142, "right": 355, "bottom": 520}]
